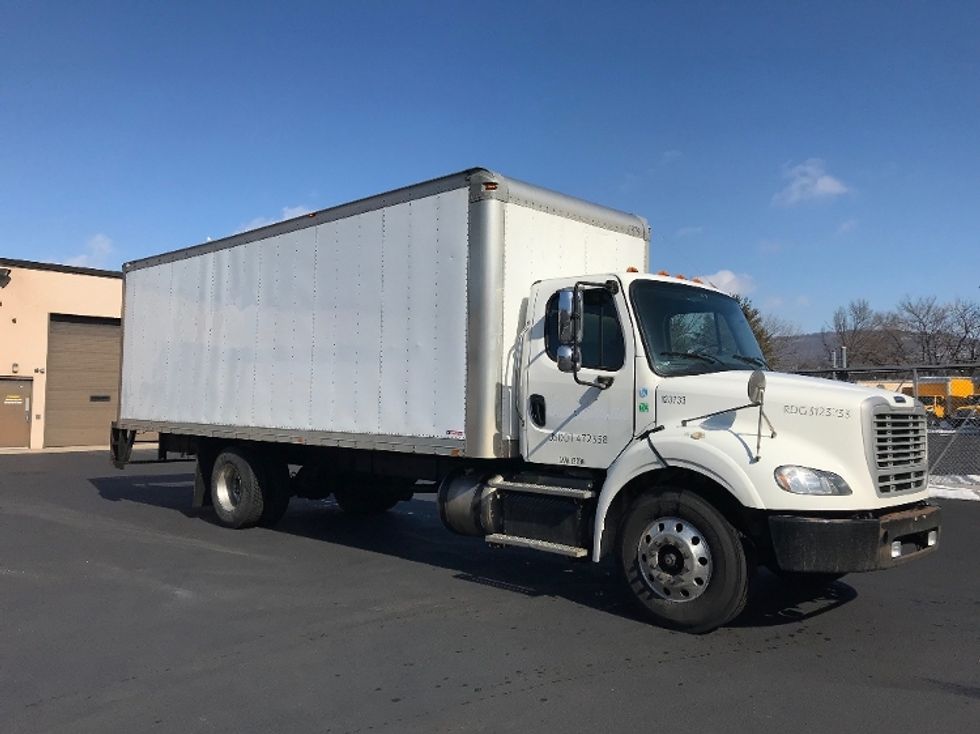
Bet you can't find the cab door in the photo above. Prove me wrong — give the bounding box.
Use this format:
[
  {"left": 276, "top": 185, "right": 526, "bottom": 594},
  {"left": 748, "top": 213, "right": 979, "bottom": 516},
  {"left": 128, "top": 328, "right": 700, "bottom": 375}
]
[{"left": 522, "top": 279, "right": 636, "bottom": 468}]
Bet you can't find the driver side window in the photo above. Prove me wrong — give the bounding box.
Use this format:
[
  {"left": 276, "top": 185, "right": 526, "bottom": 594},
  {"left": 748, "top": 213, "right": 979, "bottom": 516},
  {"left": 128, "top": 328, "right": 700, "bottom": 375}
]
[{"left": 545, "top": 288, "right": 625, "bottom": 371}]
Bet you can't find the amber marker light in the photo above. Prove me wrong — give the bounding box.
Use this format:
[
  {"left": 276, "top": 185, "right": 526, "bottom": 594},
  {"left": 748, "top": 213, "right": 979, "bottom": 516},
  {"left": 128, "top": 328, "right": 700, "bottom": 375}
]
[{"left": 483, "top": 182, "right": 499, "bottom": 191}]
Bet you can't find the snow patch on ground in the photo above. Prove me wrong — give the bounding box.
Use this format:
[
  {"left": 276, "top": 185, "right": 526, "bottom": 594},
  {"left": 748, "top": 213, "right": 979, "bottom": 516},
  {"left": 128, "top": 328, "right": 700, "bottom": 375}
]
[{"left": 929, "top": 475, "right": 980, "bottom": 501}]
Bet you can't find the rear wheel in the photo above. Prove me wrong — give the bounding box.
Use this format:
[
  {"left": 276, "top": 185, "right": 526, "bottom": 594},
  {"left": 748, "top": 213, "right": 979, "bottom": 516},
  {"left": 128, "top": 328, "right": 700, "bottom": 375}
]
[
  {"left": 258, "top": 457, "right": 290, "bottom": 527},
  {"left": 620, "top": 489, "right": 749, "bottom": 633},
  {"left": 210, "top": 448, "right": 288, "bottom": 528}
]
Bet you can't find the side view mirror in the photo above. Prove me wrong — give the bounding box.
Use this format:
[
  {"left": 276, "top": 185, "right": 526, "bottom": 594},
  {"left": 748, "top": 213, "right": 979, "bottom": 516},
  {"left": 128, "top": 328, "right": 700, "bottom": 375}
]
[
  {"left": 747, "top": 369, "right": 766, "bottom": 405},
  {"left": 553, "top": 283, "right": 612, "bottom": 389},
  {"left": 556, "top": 288, "right": 582, "bottom": 346}
]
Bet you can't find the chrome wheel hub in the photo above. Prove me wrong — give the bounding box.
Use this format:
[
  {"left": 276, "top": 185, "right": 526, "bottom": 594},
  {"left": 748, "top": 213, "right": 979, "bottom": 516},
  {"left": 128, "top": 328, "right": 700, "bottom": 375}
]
[
  {"left": 215, "top": 463, "right": 243, "bottom": 512},
  {"left": 637, "top": 516, "right": 713, "bottom": 602}
]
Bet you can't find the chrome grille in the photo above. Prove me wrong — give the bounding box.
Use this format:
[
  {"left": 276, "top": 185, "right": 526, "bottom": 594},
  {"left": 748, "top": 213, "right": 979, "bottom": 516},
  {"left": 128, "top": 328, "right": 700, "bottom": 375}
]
[
  {"left": 873, "top": 411, "right": 928, "bottom": 494},
  {"left": 877, "top": 470, "right": 928, "bottom": 494}
]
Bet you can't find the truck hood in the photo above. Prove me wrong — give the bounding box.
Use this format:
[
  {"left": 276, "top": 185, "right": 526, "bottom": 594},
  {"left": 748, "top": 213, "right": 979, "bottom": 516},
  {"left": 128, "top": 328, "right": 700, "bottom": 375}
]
[
  {"left": 647, "top": 369, "right": 926, "bottom": 511},
  {"left": 658, "top": 370, "right": 909, "bottom": 414}
]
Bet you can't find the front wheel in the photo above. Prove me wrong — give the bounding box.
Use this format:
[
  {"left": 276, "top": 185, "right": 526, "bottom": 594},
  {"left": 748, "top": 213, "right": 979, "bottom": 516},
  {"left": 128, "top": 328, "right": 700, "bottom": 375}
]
[{"left": 620, "top": 489, "right": 750, "bottom": 633}]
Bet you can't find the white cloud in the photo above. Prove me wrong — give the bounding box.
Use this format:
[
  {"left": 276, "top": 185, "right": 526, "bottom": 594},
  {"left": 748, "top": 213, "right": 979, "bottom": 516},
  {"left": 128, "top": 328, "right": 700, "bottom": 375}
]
[
  {"left": 281, "top": 205, "right": 312, "bottom": 219},
  {"left": 772, "top": 158, "right": 849, "bottom": 207},
  {"left": 239, "top": 204, "right": 312, "bottom": 232},
  {"left": 836, "top": 218, "right": 858, "bottom": 234},
  {"left": 675, "top": 225, "right": 703, "bottom": 238},
  {"left": 65, "top": 233, "right": 114, "bottom": 268},
  {"left": 661, "top": 149, "right": 683, "bottom": 165},
  {"left": 696, "top": 269, "right": 756, "bottom": 296}
]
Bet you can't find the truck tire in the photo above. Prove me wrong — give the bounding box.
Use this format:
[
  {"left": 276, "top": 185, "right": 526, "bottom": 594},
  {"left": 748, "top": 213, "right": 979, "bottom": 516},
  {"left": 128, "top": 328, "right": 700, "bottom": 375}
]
[
  {"left": 258, "top": 458, "right": 291, "bottom": 528},
  {"left": 210, "top": 448, "right": 272, "bottom": 529},
  {"left": 620, "top": 489, "right": 749, "bottom": 633}
]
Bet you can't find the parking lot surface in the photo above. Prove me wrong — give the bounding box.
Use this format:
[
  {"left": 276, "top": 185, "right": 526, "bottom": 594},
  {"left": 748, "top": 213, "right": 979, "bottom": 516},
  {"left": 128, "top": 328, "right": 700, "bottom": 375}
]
[{"left": 1, "top": 451, "right": 978, "bottom": 733}]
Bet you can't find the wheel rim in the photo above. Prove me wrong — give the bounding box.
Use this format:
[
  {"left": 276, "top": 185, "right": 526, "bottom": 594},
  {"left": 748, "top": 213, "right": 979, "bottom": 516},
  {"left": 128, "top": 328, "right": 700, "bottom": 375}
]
[
  {"left": 215, "top": 463, "right": 244, "bottom": 512},
  {"left": 637, "top": 516, "right": 713, "bottom": 602}
]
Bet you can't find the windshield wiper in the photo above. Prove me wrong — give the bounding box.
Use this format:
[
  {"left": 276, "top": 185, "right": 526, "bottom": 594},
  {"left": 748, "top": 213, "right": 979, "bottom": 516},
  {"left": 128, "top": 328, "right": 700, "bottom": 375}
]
[
  {"left": 730, "top": 353, "right": 768, "bottom": 369},
  {"left": 658, "top": 351, "right": 720, "bottom": 364}
]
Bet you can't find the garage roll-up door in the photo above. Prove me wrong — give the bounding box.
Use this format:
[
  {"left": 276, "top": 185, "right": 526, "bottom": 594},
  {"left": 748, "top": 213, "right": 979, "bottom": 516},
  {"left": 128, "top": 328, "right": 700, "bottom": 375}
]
[{"left": 44, "top": 315, "right": 121, "bottom": 447}]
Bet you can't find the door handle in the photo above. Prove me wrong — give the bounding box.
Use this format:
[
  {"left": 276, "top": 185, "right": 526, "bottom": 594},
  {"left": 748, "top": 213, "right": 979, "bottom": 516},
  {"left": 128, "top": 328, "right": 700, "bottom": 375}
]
[{"left": 529, "top": 394, "right": 546, "bottom": 427}]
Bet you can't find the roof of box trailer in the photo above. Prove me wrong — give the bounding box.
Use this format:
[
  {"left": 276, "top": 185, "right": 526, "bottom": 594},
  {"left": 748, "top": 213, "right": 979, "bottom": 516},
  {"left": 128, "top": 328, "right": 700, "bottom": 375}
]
[{"left": 123, "top": 168, "right": 650, "bottom": 273}]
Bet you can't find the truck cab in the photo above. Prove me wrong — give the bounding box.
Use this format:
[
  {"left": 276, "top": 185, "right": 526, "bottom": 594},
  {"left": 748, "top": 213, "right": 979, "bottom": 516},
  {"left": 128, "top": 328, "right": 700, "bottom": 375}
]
[{"left": 490, "top": 271, "right": 939, "bottom": 629}]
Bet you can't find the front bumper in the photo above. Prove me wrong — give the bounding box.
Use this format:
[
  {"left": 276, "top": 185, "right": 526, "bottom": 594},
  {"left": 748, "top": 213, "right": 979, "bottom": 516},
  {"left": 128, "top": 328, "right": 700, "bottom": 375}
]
[{"left": 769, "top": 502, "right": 941, "bottom": 573}]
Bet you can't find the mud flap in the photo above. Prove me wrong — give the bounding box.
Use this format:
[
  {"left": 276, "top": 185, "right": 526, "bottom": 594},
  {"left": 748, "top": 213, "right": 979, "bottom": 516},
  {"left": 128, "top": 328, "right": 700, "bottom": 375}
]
[
  {"left": 192, "top": 445, "right": 216, "bottom": 508},
  {"left": 110, "top": 423, "right": 136, "bottom": 469}
]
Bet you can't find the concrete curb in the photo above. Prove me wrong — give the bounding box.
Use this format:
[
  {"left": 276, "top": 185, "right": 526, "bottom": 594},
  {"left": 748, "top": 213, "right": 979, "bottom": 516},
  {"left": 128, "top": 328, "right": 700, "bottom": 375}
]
[{"left": 0, "top": 444, "right": 156, "bottom": 456}]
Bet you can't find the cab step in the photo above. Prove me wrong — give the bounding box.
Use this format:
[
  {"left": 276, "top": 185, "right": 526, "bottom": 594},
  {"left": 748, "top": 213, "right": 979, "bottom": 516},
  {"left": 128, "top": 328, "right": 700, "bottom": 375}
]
[
  {"left": 487, "top": 477, "right": 595, "bottom": 500},
  {"left": 485, "top": 533, "right": 589, "bottom": 558}
]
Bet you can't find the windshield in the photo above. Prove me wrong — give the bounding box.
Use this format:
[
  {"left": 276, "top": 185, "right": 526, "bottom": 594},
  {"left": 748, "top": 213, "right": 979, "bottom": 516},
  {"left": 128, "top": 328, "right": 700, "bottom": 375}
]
[{"left": 629, "top": 280, "right": 768, "bottom": 376}]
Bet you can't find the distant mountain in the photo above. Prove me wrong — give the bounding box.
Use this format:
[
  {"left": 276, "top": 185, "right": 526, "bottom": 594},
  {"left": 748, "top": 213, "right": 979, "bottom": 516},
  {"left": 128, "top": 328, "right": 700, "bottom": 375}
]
[{"left": 771, "top": 332, "right": 833, "bottom": 371}]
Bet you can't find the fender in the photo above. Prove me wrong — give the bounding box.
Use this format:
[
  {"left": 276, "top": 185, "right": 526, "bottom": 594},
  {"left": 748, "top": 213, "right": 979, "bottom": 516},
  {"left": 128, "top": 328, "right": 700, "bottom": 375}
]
[{"left": 591, "top": 431, "right": 764, "bottom": 561}]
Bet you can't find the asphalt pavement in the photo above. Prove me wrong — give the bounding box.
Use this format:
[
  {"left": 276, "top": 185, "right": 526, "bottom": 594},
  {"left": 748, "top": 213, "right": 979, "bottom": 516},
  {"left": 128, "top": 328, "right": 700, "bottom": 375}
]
[{"left": 1, "top": 451, "right": 977, "bottom": 733}]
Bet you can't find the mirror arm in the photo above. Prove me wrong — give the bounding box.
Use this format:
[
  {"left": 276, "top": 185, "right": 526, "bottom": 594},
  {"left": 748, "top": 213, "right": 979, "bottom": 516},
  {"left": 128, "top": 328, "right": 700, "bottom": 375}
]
[
  {"left": 574, "top": 372, "right": 613, "bottom": 390},
  {"left": 573, "top": 279, "right": 619, "bottom": 295},
  {"left": 679, "top": 401, "right": 777, "bottom": 435},
  {"left": 680, "top": 402, "right": 758, "bottom": 426},
  {"left": 568, "top": 279, "right": 620, "bottom": 390}
]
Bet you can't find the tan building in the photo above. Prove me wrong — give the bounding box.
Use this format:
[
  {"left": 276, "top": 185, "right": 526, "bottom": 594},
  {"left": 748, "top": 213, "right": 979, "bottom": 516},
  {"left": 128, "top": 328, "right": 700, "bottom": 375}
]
[{"left": 0, "top": 258, "right": 122, "bottom": 448}]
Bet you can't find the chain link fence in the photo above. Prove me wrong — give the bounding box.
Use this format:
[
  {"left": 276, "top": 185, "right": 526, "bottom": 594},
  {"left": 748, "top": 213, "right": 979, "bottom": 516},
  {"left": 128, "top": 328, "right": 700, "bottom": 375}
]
[{"left": 798, "top": 364, "right": 980, "bottom": 492}]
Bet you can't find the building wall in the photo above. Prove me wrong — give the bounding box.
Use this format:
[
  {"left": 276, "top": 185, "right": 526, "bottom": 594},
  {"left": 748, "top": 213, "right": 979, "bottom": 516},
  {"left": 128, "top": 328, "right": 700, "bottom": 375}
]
[{"left": 0, "top": 263, "right": 122, "bottom": 447}]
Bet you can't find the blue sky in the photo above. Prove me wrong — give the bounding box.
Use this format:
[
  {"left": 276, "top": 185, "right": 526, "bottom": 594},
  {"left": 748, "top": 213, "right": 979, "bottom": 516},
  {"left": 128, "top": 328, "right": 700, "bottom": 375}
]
[{"left": 2, "top": 1, "right": 977, "bottom": 332}]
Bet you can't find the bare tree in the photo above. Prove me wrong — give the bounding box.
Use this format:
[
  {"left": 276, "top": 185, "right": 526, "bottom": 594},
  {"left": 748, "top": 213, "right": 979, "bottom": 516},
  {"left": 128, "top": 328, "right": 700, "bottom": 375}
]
[
  {"left": 762, "top": 312, "right": 799, "bottom": 370},
  {"left": 824, "top": 299, "right": 893, "bottom": 366},
  {"left": 894, "top": 296, "right": 952, "bottom": 364},
  {"left": 947, "top": 299, "right": 980, "bottom": 362}
]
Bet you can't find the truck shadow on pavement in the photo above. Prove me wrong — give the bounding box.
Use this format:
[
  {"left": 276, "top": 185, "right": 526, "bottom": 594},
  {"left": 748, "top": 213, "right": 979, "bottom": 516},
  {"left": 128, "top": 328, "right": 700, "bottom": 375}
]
[{"left": 90, "top": 472, "right": 857, "bottom": 630}]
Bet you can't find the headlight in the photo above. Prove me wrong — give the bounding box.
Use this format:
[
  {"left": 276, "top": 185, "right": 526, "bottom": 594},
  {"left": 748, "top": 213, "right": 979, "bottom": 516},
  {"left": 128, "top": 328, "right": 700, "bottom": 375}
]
[{"left": 774, "top": 466, "right": 852, "bottom": 496}]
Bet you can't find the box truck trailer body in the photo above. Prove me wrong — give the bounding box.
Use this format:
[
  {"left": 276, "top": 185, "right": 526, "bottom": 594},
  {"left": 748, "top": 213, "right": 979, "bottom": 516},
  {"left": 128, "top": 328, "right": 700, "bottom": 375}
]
[
  {"left": 118, "top": 170, "right": 647, "bottom": 458},
  {"left": 113, "top": 168, "right": 940, "bottom": 632}
]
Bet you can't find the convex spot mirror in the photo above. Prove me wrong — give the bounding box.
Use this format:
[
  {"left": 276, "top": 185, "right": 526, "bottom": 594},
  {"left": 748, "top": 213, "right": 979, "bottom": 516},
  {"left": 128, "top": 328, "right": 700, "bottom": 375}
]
[
  {"left": 747, "top": 369, "right": 766, "bottom": 404},
  {"left": 556, "top": 345, "right": 580, "bottom": 374}
]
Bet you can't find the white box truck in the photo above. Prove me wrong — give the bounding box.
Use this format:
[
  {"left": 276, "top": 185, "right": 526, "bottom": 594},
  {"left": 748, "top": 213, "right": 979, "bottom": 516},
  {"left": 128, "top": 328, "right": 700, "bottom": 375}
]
[{"left": 112, "top": 168, "right": 941, "bottom": 631}]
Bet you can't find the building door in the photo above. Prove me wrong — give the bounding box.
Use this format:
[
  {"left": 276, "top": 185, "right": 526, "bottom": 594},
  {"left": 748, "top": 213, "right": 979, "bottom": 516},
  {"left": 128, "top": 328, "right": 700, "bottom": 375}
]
[
  {"left": 44, "top": 315, "right": 121, "bottom": 447},
  {"left": 0, "top": 378, "right": 32, "bottom": 448}
]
